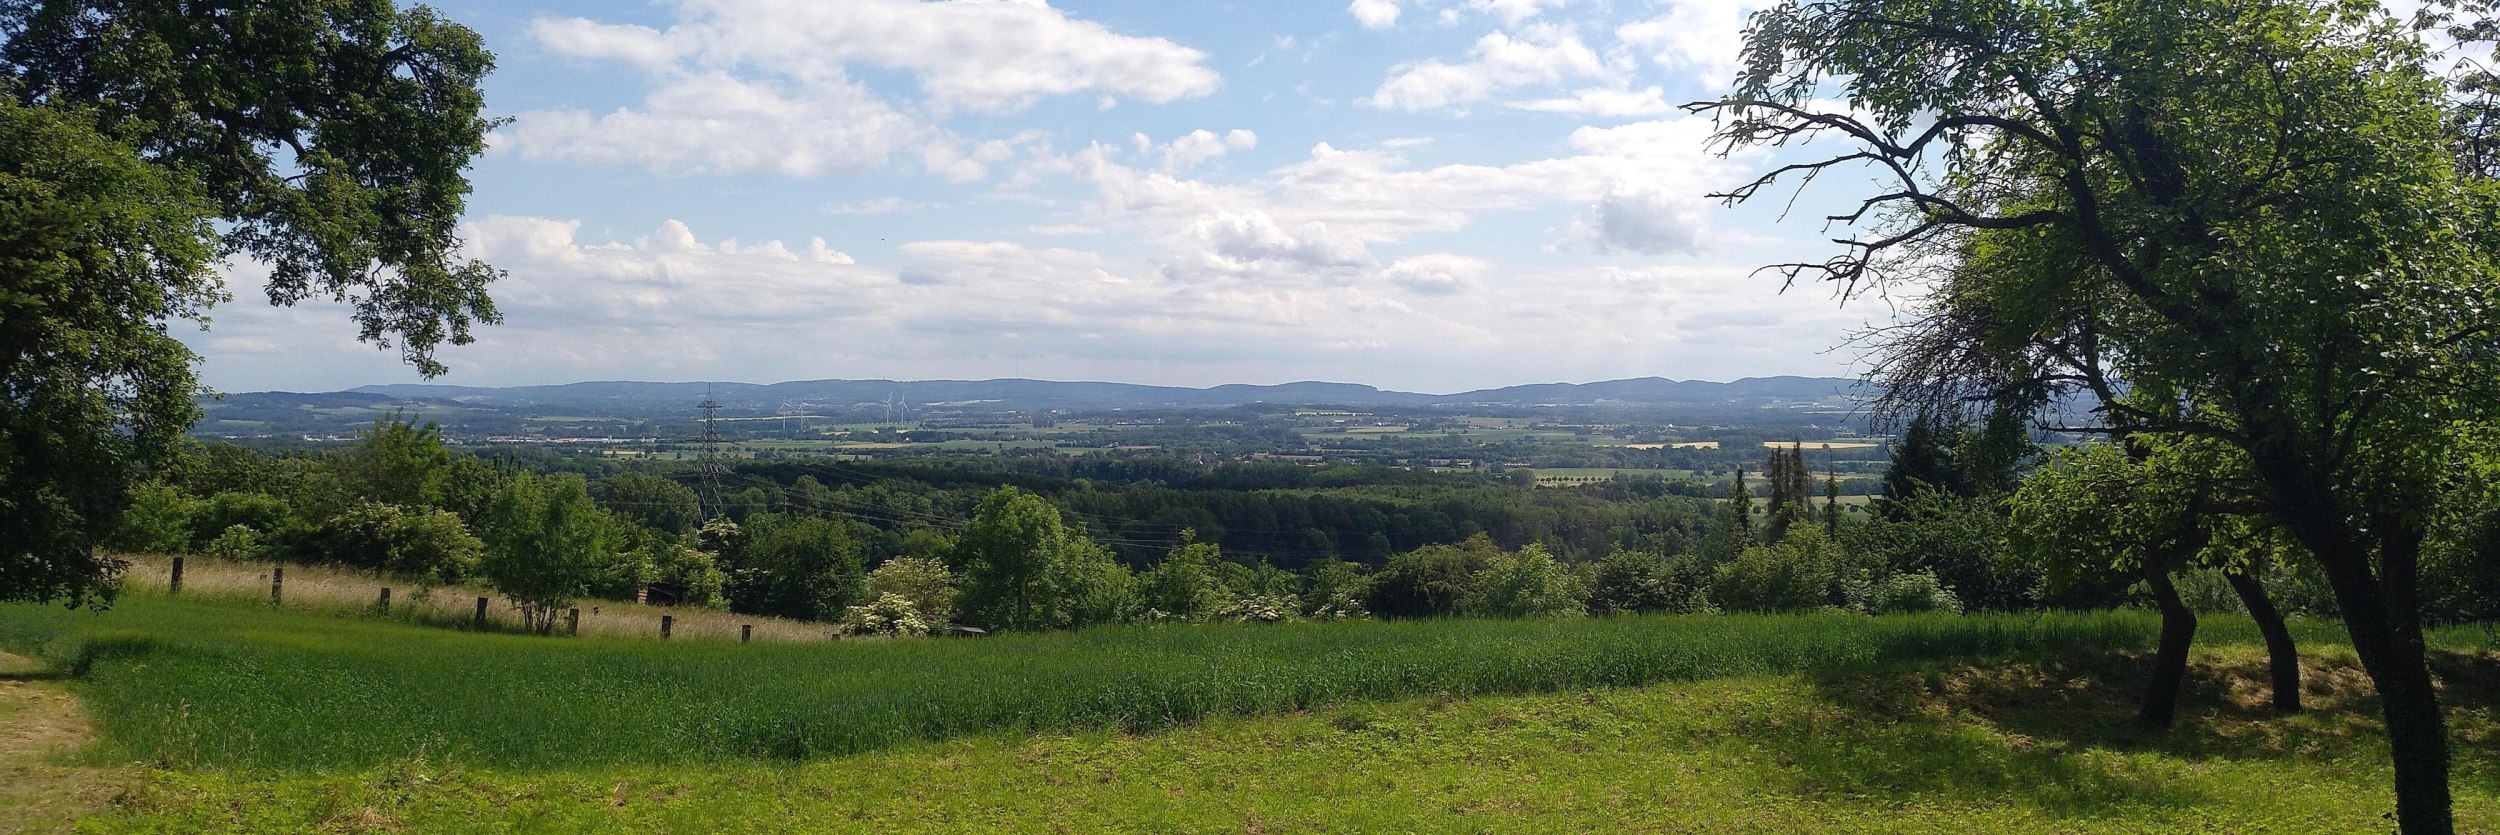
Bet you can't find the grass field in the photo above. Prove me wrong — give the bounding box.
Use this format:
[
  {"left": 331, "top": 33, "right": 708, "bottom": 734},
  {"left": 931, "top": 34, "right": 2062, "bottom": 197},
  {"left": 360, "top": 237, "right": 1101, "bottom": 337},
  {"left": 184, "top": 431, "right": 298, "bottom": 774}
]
[{"left": 2, "top": 595, "right": 2495, "bottom": 832}]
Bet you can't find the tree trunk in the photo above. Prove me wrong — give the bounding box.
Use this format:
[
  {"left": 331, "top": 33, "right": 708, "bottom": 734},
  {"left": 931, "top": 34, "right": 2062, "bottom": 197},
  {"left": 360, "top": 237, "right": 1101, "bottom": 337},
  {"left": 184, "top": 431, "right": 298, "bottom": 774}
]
[
  {"left": 2224, "top": 569, "right": 2300, "bottom": 712},
  {"left": 2242, "top": 441, "right": 2454, "bottom": 834},
  {"left": 2139, "top": 560, "right": 2196, "bottom": 729}
]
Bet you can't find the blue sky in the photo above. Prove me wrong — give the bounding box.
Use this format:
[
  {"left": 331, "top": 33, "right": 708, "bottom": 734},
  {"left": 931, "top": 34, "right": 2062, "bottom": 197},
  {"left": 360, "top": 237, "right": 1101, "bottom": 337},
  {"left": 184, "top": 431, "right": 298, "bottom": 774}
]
[{"left": 192, "top": 0, "right": 1896, "bottom": 394}]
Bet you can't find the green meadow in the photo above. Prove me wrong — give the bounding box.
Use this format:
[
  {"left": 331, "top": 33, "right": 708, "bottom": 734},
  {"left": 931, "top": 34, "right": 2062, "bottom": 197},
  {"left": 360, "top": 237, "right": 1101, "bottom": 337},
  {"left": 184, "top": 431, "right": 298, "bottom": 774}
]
[{"left": 2, "top": 594, "right": 2495, "bottom": 832}]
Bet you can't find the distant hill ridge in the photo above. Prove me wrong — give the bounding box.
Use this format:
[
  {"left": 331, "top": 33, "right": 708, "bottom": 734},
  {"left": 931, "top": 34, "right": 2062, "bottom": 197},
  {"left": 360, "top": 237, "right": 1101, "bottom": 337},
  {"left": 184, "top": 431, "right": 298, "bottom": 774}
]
[{"left": 333, "top": 375, "right": 1859, "bottom": 411}]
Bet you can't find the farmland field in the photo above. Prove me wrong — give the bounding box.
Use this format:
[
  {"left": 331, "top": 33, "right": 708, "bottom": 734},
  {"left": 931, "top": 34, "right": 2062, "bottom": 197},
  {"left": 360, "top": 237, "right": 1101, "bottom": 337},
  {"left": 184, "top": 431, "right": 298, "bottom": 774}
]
[{"left": 2, "top": 595, "right": 2496, "bottom": 832}]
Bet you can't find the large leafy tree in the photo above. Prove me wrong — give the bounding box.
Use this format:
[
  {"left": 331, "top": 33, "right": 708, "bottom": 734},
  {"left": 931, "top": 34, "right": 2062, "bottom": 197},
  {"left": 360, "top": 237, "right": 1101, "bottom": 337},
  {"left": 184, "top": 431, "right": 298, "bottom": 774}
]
[
  {"left": 0, "top": 1, "right": 499, "bottom": 608},
  {"left": 1697, "top": 2, "right": 2500, "bottom": 829}
]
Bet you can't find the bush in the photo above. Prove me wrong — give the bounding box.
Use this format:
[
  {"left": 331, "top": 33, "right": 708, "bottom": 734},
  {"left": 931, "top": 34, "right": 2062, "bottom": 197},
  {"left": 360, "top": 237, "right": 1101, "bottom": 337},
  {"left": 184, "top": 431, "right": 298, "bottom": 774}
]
[
  {"left": 1589, "top": 548, "right": 1706, "bottom": 615},
  {"left": 1299, "top": 557, "right": 1371, "bottom": 620},
  {"left": 1712, "top": 529, "right": 1840, "bottom": 614},
  {"left": 839, "top": 593, "right": 932, "bottom": 637},
  {"left": 722, "top": 513, "right": 867, "bottom": 622},
  {"left": 188, "top": 492, "right": 296, "bottom": 550},
  {"left": 864, "top": 556, "right": 956, "bottom": 626},
  {"left": 1470, "top": 543, "right": 1587, "bottom": 618},
  {"left": 1214, "top": 593, "right": 1299, "bottom": 623},
  {"left": 1366, "top": 535, "right": 1501, "bottom": 618},
  {"left": 1862, "top": 570, "right": 1964, "bottom": 615},
  {"left": 108, "top": 482, "right": 195, "bottom": 553},
  {"left": 1139, "top": 540, "right": 1225, "bottom": 621},
  {"left": 202, "top": 525, "right": 267, "bottom": 561},
  {"left": 301, "top": 502, "right": 483, "bottom": 585}
]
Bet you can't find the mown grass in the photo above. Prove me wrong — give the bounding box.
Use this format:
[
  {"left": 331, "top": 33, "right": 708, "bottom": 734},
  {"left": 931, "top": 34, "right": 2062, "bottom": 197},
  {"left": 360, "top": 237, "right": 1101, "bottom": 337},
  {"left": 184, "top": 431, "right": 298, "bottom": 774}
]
[{"left": 0, "top": 594, "right": 2193, "bottom": 772}]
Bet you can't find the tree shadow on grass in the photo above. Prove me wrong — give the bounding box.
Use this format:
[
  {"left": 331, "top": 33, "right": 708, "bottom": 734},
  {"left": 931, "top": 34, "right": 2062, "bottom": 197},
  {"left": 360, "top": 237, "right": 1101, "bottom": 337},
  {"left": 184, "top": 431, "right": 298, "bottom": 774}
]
[{"left": 1768, "top": 640, "right": 2500, "bottom": 822}]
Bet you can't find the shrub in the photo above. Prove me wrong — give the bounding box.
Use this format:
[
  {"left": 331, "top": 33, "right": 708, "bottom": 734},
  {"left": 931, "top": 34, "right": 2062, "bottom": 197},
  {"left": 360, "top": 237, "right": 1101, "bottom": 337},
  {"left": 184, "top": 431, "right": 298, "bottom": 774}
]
[
  {"left": 864, "top": 556, "right": 956, "bottom": 626},
  {"left": 301, "top": 502, "right": 484, "bottom": 585},
  {"left": 1470, "top": 543, "right": 1587, "bottom": 618},
  {"left": 1712, "top": 528, "right": 1840, "bottom": 614},
  {"left": 839, "top": 593, "right": 932, "bottom": 637},
  {"left": 1589, "top": 548, "right": 1707, "bottom": 615},
  {"left": 109, "top": 481, "right": 196, "bottom": 553},
  {"left": 722, "top": 513, "right": 867, "bottom": 622},
  {"left": 1214, "top": 593, "right": 1299, "bottom": 623},
  {"left": 188, "top": 492, "right": 296, "bottom": 548},
  {"left": 1366, "top": 535, "right": 1502, "bottom": 618},
  {"left": 1139, "top": 540, "right": 1225, "bottom": 621},
  {"left": 1298, "top": 556, "right": 1371, "bottom": 619},
  {"left": 1862, "top": 570, "right": 1964, "bottom": 615},
  {"left": 202, "top": 525, "right": 267, "bottom": 561}
]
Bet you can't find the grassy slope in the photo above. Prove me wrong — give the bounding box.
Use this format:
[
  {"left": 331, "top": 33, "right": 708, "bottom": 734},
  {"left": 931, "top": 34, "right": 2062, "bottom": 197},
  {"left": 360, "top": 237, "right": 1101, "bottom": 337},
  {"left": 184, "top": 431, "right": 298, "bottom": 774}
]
[{"left": 1, "top": 595, "right": 2494, "bottom": 832}]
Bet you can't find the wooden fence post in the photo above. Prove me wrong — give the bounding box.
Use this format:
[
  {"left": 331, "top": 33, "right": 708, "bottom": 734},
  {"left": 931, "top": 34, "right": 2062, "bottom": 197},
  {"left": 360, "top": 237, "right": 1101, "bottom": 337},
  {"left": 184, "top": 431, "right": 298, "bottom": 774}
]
[
  {"left": 741, "top": 624, "right": 752, "bottom": 643},
  {"left": 377, "top": 587, "right": 391, "bottom": 614},
  {"left": 270, "top": 566, "right": 283, "bottom": 605},
  {"left": 660, "top": 614, "right": 674, "bottom": 639},
  {"left": 567, "top": 608, "right": 581, "bottom": 636},
  {"left": 474, "top": 596, "right": 489, "bottom": 629},
  {"left": 169, "top": 556, "right": 184, "bottom": 594}
]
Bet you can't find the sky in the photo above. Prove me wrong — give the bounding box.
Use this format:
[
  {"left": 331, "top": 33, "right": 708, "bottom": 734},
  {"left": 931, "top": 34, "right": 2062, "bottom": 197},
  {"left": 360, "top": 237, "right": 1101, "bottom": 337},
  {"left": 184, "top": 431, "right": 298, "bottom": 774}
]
[{"left": 189, "top": 0, "right": 1903, "bottom": 395}]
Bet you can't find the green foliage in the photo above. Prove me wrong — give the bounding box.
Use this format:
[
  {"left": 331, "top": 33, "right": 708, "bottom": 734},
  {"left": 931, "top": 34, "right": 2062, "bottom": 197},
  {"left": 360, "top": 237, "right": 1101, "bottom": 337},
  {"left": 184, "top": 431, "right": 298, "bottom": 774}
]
[
  {"left": 0, "top": 1, "right": 503, "bottom": 607},
  {"left": 0, "top": 95, "right": 215, "bottom": 608},
  {"left": 300, "top": 501, "right": 483, "bottom": 586},
  {"left": 477, "top": 473, "right": 615, "bottom": 634},
  {"left": 1140, "top": 539, "right": 1226, "bottom": 621},
  {"left": 201, "top": 525, "right": 268, "bottom": 561},
  {"left": 349, "top": 417, "right": 451, "bottom": 508},
  {"left": 597, "top": 471, "right": 704, "bottom": 535},
  {"left": 1713, "top": 528, "right": 1841, "bottom": 614},
  {"left": 864, "top": 556, "right": 957, "bottom": 627},
  {"left": 840, "top": 593, "right": 933, "bottom": 637},
  {"left": 1861, "top": 571, "right": 1964, "bottom": 616},
  {"left": 1366, "top": 535, "right": 1503, "bottom": 618},
  {"left": 648, "top": 540, "right": 729, "bottom": 610},
  {"left": 1298, "top": 556, "right": 1372, "bottom": 619},
  {"left": 1589, "top": 548, "right": 1707, "bottom": 615},
  {"left": 107, "top": 482, "right": 197, "bottom": 554},
  {"left": 721, "top": 513, "right": 866, "bottom": 622},
  {"left": 957, "top": 487, "right": 1133, "bottom": 631},
  {"left": 0, "top": 592, "right": 2162, "bottom": 771},
  {"left": 1849, "top": 489, "right": 2042, "bottom": 612},
  {"left": 188, "top": 492, "right": 297, "bottom": 549},
  {"left": 1470, "top": 543, "right": 1587, "bottom": 618}
]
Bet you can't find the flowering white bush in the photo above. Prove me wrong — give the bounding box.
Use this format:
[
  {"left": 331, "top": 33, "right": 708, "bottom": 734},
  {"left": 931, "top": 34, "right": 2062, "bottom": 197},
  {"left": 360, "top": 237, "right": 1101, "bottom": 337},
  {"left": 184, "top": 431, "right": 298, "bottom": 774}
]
[
  {"left": 840, "top": 593, "right": 933, "bottom": 637},
  {"left": 1215, "top": 594, "right": 1299, "bottom": 624}
]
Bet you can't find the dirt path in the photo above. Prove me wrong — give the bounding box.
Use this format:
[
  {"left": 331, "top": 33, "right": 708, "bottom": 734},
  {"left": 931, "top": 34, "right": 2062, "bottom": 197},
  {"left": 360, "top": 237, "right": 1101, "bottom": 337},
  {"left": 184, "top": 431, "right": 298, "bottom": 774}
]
[{"left": 0, "top": 651, "right": 119, "bottom": 834}]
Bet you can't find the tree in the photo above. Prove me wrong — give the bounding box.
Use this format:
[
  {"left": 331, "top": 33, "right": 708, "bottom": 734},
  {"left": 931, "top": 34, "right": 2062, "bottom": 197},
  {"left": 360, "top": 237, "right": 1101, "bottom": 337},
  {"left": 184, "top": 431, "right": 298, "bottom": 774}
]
[
  {"left": 0, "top": 1, "right": 502, "bottom": 609},
  {"left": 1763, "top": 444, "right": 1813, "bottom": 542},
  {"left": 723, "top": 513, "right": 866, "bottom": 622},
  {"left": 596, "top": 471, "right": 704, "bottom": 535},
  {"left": 478, "top": 473, "right": 615, "bottom": 634},
  {"left": 1298, "top": 556, "right": 1371, "bottom": 619},
  {"left": 349, "top": 416, "right": 450, "bottom": 508},
  {"left": 1699, "top": 2, "right": 2498, "bottom": 826},
  {"left": 955, "top": 487, "right": 1132, "bottom": 631},
  {"left": 2008, "top": 439, "right": 2306, "bottom": 724}
]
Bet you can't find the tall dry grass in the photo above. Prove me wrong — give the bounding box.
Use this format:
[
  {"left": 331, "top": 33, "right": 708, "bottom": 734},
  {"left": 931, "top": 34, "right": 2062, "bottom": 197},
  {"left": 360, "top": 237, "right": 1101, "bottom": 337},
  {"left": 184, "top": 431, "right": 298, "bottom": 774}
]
[{"left": 115, "top": 554, "right": 837, "bottom": 643}]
